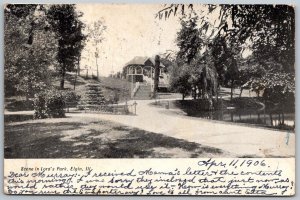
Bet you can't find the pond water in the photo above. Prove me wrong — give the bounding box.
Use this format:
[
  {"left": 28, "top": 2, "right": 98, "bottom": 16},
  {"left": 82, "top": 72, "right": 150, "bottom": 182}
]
[
  {"left": 193, "top": 109, "right": 295, "bottom": 131},
  {"left": 154, "top": 100, "right": 295, "bottom": 131}
]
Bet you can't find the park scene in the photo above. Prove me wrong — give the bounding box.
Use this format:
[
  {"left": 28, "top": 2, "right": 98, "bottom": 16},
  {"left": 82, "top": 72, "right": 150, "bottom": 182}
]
[{"left": 4, "top": 4, "right": 295, "bottom": 158}]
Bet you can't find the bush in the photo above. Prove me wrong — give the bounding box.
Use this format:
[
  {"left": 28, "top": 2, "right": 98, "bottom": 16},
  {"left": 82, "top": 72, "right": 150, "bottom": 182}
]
[
  {"left": 107, "top": 91, "right": 120, "bottom": 104},
  {"left": 34, "top": 89, "right": 65, "bottom": 119},
  {"left": 45, "top": 90, "right": 65, "bottom": 118},
  {"left": 92, "top": 74, "right": 98, "bottom": 80},
  {"left": 62, "top": 90, "right": 81, "bottom": 105},
  {"left": 6, "top": 99, "right": 34, "bottom": 112},
  {"left": 34, "top": 93, "right": 47, "bottom": 119}
]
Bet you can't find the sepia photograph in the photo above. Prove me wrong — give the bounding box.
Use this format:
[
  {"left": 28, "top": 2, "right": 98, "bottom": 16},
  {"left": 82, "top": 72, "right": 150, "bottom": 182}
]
[
  {"left": 4, "top": 3, "right": 295, "bottom": 159},
  {"left": 3, "top": 3, "right": 296, "bottom": 196}
]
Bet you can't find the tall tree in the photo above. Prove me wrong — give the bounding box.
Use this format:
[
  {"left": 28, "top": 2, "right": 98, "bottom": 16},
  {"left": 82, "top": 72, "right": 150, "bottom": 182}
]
[
  {"left": 158, "top": 4, "right": 295, "bottom": 101},
  {"left": 153, "top": 55, "right": 161, "bottom": 98},
  {"left": 176, "top": 16, "right": 202, "bottom": 64},
  {"left": 173, "top": 16, "right": 218, "bottom": 101},
  {"left": 4, "top": 4, "right": 57, "bottom": 99},
  {"left": 169, "top": 62, "right": 192, "bottom": 100},
  {"left": 87, "top": 20, "right": 106, "bottom": 80},
  {"left": 47, "top": 4, "right": 85, "bottom": 89}
]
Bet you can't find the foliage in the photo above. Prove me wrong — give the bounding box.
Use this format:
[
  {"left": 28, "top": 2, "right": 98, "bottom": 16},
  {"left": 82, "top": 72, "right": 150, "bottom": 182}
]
[
  {"left": 87, "top": 20, "right": 106, "bottom": 47},
  {"left": 176, "top": 16, "right": 202, "bottom": 64},
  {"left": 158, "top": 4, "right": 295, "bottom": 102},
  {"left": 34, "top": 92, "right": 47, "bottom": 119},
  {"left": 47, "top": 4, "right": 86, "bottom": 89},
  {"left": 169, "top": 62, "right": 192, "bottom": 100},
  {"left": 262, "top": 69, "right": 295, "bottom": 104},
  {"left": 4, "top": 4, "right": 57, "bottom": 98},
  {"left": 62, "top": 90, "right": 81, "bottom": 103},
  {"left": 34, "top": 89, "right": 65, "bottom": 119},
  {"left": 156, "top": 4, "right": 193, "bottom": 20},
  {"left": 86, "top": 19, "right": 106, "bottom": 80},
  {"left": 45, "top": 90, "right": 65, "bottom": 118},
  {"left": 170, "top": 16, "right": 218, "bottom": 102},
  {"left": 107, "top": 91, "right": 120, "bottom": 104}
]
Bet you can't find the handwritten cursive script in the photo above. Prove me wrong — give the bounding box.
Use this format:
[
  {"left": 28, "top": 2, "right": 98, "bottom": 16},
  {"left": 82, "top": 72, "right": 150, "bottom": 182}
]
[{"left": 4, "top": 158, "right": 295, "bottom": 196}]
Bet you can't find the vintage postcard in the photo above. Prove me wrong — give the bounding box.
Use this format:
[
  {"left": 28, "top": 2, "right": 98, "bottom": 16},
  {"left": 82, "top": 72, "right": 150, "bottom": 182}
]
[{"left": 3, "top": 3, "right": 295, "bottom": 196}]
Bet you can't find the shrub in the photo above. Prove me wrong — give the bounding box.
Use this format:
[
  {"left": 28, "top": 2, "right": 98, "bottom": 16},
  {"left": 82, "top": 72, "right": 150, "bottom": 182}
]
[
  {"left": 34, "top": 93, "right": 47, "bottom": 119},
  {"left": 92, "top": 74, "right": 98, "bottom": 80},
  {"left": 34, "top": 89, "right": 65, "bottom": 119},
  {"left": 45, "top": 90, "right": 65, "bottom": 118},
  {"left": 107, "top": 91, "right": 120, "bottom": 104},
  {"left": 62, "top": 90, "right": 81, "bottom": 105},
  {"left": 6, "top": 99, "right": 34, "bottom": 112}
]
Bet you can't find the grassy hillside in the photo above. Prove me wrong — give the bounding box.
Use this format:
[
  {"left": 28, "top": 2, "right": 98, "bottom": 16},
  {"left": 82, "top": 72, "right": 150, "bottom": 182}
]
[
  {"left": 60, "top": 73, "right": 132, "bottom": 103},
  {"left": 5, "top": 73, "right": 132, "bottom": 112}
]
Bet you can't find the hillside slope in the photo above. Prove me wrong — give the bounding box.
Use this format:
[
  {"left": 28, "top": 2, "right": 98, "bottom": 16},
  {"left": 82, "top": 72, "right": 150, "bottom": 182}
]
[{"left": 60, "top": 73, "right": 132, "bottom": 103}]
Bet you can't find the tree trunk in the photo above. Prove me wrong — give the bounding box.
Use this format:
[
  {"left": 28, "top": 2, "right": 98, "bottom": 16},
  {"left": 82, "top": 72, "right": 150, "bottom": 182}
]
[
  {"left": 198, "top": 86, "right": 202, "bottom": 99},
  {"left": 153, "top": 55, "right": 160, "bottom": 98},
  {"left": 270, "top": 113, "right": 273, "bottom": 126},
  {"left": 182, "top": 94, "right": 185, "bottom": 100},
  {"left": 203, "top": 67, "right": 207, "bottom": 99},
  {"left": 230, "top": 79, "right": 234, "bottom": 100},
  {"left": 60, "top": 65, "right": 66, "bottom": 90},
  {"left": 96, "top": 56, "right": 99, "bottom": 81},
  {"left": 239, "top": 87, "right": 243, "bottom": 98},
  {"left": 216, "top": 85, "right": 219, "bottom": 108},
  {"left": 74, "top": 58, "right": 79, "bottom": 90},
  {"left": 27, "top": 21, "right": 35, "bottom": 45},
  {"left": 26, "top": 21, "right": 34, "bottom": 102},
  {"left": 73, "top": 75, "right": 77, "bottom": 90},
  {"left": 281, "top": 104, "right": 285, "bottom": 125},
  {"left": 26, "top": 93, "right": 30, "bottom": 102}
]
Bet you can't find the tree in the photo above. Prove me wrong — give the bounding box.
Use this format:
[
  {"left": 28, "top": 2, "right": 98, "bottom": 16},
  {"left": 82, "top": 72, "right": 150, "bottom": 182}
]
[
  {"left": 4, "top": 4, "right": 57, "bottom": 99},
  {"left": 190, "top": 47, "right": 218, "bottom": 100},
  {"left": 158, "top": 4, "right": 295, "bottom": 103},
  {"left": 153, "top": 55, "right": 161, "bottom": 98},
  {"left": 224, "top": 56, "right": 239, "bottom": 100},
  {"left": 47, "top": 4, "right": 86, "bottom": 89},
  {"left": 87, "top": 20, "right": 106, "bottom": 80},
  {"left": 159, "top": 4, "right": 294, "bottom": 62},
  {"left": 173, "top": 15, "right": 218, "bottom": 102},
  {"left": 169, "top": 62, "right": 192, "bottom": 100},
  {"left": 176, "top": 16, "right": 202, "bottom": 64}
]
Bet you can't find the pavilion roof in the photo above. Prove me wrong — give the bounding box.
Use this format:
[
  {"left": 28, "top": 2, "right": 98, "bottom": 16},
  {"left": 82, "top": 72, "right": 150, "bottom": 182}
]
[{"left": 124, "top": 56, "right": 165, "bottom": 68}]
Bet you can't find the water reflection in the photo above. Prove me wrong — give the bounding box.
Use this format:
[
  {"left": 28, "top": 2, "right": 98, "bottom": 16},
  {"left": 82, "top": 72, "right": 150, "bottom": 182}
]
[{"left": 194, "top": 109, "right": 295, "bottom": 131}]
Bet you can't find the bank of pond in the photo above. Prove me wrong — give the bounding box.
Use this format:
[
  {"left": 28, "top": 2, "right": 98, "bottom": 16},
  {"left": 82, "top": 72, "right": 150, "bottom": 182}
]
[{"left": 152, "top": 97, "right": 295, "bottom": 132}]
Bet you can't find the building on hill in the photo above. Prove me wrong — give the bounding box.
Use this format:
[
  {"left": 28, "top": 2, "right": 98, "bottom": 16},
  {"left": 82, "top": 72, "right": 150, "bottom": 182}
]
[{"left": 123, "top": 56, "right": 170, "bottom": 92}]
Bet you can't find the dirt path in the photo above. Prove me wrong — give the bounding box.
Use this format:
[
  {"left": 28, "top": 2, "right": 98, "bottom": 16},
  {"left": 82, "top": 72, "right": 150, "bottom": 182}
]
[{"left": 68, "top": 99, "right": 295, "bottom": 158}]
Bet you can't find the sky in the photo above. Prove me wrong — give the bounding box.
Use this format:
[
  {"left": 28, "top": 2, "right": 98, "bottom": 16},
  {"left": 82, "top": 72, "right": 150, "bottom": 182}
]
[{"left": 77, "top": 4, "right": 182, "bottom": 77}]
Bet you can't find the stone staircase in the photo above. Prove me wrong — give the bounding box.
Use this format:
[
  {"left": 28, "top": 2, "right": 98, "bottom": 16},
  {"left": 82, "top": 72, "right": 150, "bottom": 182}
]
[{"left": 133, "top": 84, "right": 152, "bottom": 100}]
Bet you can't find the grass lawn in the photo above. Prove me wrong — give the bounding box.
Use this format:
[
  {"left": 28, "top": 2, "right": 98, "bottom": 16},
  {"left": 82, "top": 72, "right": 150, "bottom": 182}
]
[{"left": 4, "top": 115, "right": 227, "bottom": 158}]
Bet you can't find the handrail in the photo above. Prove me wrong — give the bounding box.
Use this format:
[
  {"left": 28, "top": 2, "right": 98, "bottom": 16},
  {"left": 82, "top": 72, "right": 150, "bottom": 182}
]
[{"left": 131, "top": 82, "right": 140, "bottom": 98}]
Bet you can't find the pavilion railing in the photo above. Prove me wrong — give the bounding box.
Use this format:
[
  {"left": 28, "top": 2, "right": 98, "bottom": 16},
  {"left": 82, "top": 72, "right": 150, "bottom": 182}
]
[{"left": 131, "top": 82, "right": 140, "bottom": 98}]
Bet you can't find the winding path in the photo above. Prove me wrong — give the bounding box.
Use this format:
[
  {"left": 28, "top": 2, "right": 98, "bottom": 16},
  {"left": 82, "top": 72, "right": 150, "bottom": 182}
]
[{"left": 68, "top": 99, "right": 295, "bottom": 158}]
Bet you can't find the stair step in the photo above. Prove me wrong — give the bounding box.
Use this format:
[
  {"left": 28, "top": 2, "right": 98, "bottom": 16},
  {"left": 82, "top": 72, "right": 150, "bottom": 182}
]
[{"left": 133, "top": 85, "right": 152, "bottom": 99}]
